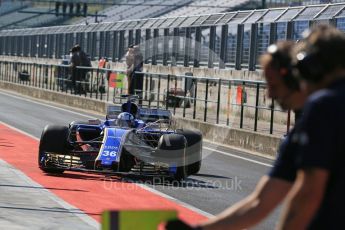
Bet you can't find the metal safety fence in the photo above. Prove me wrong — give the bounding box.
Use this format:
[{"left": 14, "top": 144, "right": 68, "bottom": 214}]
[
  {"left": 0, "top": 60, "right": 294, "bottom": 135},
  {"left": 2, "top": 3, "right": 345, "bottom": 71}
]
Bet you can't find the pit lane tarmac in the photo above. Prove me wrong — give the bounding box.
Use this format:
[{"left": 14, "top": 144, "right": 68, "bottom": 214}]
[{"left": 0, "top": 123, "right": 207, "bottom": 229}]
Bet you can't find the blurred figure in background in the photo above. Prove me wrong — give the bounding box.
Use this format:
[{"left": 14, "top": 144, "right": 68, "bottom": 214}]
[
  {"left": 74, "top": 44, "right": 91, "bottom": 68},
  {"left": 74, "top": 44, "right": 91, "bottom": 84},
  {"left": 69, "top": 46, "right": 81, "bottom": 94},
  {"left": 132, "top": 45, "right": 144, "bottom": 104},
  {"left": 125, "top": 45, "right": 134, "bottom": 95}
]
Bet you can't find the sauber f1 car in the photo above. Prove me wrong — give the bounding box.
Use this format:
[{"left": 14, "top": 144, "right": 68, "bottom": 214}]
[{"left": 38, "top": 96, "right": 202, "bottom": 180}]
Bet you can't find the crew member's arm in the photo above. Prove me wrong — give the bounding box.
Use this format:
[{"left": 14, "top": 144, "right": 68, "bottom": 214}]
[
  {"left": 166, "top": 176, "right": 292, "bottom": 230},
  {"left": 278, "top": 168, "right": 329, "bottom": 230},
  {"left": 166, "top": 131, "right": 297, "bottom": 230},
  {"left": 200, "top": 176, "right": 291, "bottom": 230}
]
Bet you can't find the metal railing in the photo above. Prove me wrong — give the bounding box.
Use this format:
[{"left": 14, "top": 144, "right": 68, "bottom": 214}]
[{"left": 0, "top": 60, "right": 293, "bottom": 136}]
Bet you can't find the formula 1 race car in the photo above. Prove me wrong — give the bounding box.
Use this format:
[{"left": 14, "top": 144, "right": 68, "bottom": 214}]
[{"left": 38, "top": 95, "right": 202, "bottom": 180}]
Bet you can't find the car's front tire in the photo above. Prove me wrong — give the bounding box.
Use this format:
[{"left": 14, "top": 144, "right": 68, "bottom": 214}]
[{"left": 38, "top": 125, "right": 70, "bottom": 174}]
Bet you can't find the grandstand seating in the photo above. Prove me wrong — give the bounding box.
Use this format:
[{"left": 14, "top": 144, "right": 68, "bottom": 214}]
[
  {"left": 0, "top": 0, "right": 28, "bottom": 16},
  {"left": 0, "top": 8, "right": 37, "bottom": 29},
  {"left": 76, "top": 0, "right": 191, "bottom": 24},
  {"left": 301, "top": 0, "right": 345, "bottom": 6},
  {"left": 0, "top": 5, "right": 63, "bottom": 29},
  {"left": 20, "top": 9, "right": 62, "bottom": 28},
  {"left": 2, "top": 0, "right": 345, "bottom": 30},
  {"left": 163, "top": 0, "right": 251, "bottom": 17}
]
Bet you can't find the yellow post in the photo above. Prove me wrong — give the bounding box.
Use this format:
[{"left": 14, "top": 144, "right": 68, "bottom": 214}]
[{"left": 102, "top": 210, "right": 177, "bottom": 230}]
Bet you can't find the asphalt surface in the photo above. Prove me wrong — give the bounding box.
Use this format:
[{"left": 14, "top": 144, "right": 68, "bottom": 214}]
[
  {"left": 0, "top": 160, "right": 98, "bottom": 230},
  {"left": 0, "top": 89, "right": 281, "bottom": 229}
]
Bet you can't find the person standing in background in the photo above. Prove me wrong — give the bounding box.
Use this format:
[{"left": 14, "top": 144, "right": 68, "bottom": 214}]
[
  {"left": 74, "top": 44, "right": 91, "bottom": 68},
  {"left": 125, "top": 45, "right": 134, "bottom": 95},
  {"left": 132, "top": 45, "right": 144, "bottom": 104},
  {"left": 74, "top": 44, "right": 91, "bottom": 83},
  {"left": 69, "top": 46, "right": 81, "bottom": 94}
]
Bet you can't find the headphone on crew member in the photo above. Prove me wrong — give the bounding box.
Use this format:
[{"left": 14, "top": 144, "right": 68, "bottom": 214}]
[
  {"left": 267, "top": 43, "right": 300, "bottom": 91},
  {"left": 294, "top": 42, "right": 328, "bottom": 84},
  {"left": 293, "top": 24, "right": 345, "bottom": 83}
]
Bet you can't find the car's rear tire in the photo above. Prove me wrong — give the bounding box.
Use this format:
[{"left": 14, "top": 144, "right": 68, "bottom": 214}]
[
  {"left": 177, "top": 129, "right": 202, "bottom": 175},
  {"left": 38, "top": 125, "right": 69, "bottom": 174},
  {"left": 157, "top": 134, "right": 187, "bottom": 181}
]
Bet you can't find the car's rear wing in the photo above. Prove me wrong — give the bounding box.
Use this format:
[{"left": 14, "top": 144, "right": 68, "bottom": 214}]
[
  {"left": 139, "top": 108, "right": 172, "bottom": 122},
  {"left": 106, "top": 105, "right": 122, "bottom": 119},
  {"left": 106, "top": 105, "right": 172, "bottom": 122}
]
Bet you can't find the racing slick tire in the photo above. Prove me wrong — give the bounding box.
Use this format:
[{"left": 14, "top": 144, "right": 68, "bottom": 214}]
[
  {"left": 157, "top": 134, "right": 187, "bottom": 181},
  {"left": 38, "top": 125, "right": 69, "bottom": 174},
  {"left": 177, "top": 129, "right": 202, "bottom": 175}
]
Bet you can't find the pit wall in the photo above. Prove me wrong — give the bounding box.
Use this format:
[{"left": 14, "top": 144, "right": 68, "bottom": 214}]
[{"left": 0, "top": 81, "right": 281, "bottom": 157}]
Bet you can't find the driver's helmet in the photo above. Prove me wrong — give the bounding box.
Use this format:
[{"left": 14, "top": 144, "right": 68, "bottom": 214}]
[{"left": 117, "top": 112, "right": 135, "bottom": 128}]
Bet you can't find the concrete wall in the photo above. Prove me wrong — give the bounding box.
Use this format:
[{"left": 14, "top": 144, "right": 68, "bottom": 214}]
[
  {"left": 142, "top": 64, "right": 264, "bottom": 81},
  {"left": 0, "top": 80, "right": 281, "bottom": 157},
  {"left": 174, "top": 117, "right": 280, "bottom": 157},
  {"left": 0, "top": 81, "right": 108, "bottom": 114}
]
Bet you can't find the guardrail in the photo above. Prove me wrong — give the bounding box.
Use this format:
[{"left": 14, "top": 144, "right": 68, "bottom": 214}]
[{"left": 0, "top": 60, "right": 293, "bottom": 135}]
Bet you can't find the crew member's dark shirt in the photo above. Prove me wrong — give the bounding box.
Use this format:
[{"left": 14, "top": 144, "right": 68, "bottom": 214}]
[
  {"left": 294, "top": 109, "right": 302, "bottom": 122},
  {"left": 292, "top": 78, "right": 345, "bottom": 229},
  {"left": 268, "top": 127, "right": 298, "bottom": 182},
  {"left": 269, "top": 108, "right": 302, "bottom": 182},
  {"left": 70, "top": 52, "right": 81, "bottom": 82},
  {"left": 79, "top": 50, "right": 91, "bottom": 67},
  {"left": 70, "top": 52, "right": 80, "bottom": 67}
]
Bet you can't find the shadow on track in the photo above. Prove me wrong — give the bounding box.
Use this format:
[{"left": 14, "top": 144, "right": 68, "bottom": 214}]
[
  {"left": 44, "top": 172, "right": 121, "bottom": 182},
  {"left": 0, "top": 183, "right": 88, "bottom": 192},
  {"left": 0, "top": 138, "right": 15, "bottom": 147},
  {"left": 0, "top": 205, "right": 100, "bottom": 216},
  {"left": 192, "top": 173, "right": 231, "bottom": 179},
  {"left": 121, "top": 175, "right": 229, "bottom": 189},
  {"left": 43, "top": 171, "right": 230, "bottom": 189}
]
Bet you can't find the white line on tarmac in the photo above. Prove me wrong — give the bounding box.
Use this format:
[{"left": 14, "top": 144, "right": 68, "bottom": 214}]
[
  {"left": 136, "top": 183, "right": 215, "bottom": 219},
  {"left": 0, "top": 160, "right": 99, "bottom": 229},
  {"left": 0, "top": 90, "right": 98, "bottom": 120},
  {"left": 1, "top": 121, "right": 40, "bottom": 141},
  {"left": 203, "top": 147, "right": 273, "bottom": 168}
]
